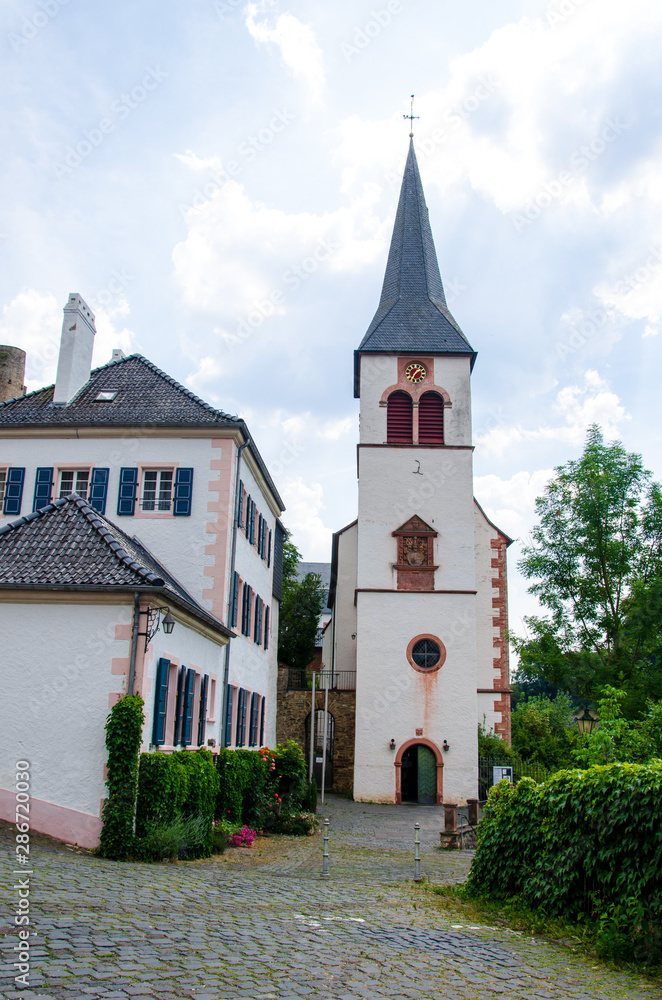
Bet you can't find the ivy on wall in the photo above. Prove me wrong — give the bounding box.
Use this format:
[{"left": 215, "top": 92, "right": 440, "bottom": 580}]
[{"left": 98, "top": 694, "right": 145, "bottom": 860}]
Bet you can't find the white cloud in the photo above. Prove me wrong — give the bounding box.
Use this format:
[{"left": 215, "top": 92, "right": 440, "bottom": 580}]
[
  {"left": 0, "top": 289, "right": 61, "bottom": 391},
  {"left": 279, "top": 476, "right": 330, "bottom": 559},
  {"left": 0, "top": 288, "right": 136, "bottom": 393},
  {"left": 476, "top": 370, "right": 629, "bottom": 457},
  {"left": 172, "top": 175, "right": 383, "bottom": 323},
  {"left": 594, "top": 243, "right": 662, "bottom": 339},
  {"left": 245, "top": 2, "right": 324, "bottom": 102},
  {"left": 475, "top": 467, "right": 554, "bottom": 542}
]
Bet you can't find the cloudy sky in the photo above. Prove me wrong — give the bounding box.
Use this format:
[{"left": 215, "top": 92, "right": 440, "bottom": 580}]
[{"left": 2, "top": 0, "right": 661, "bottom": 639}]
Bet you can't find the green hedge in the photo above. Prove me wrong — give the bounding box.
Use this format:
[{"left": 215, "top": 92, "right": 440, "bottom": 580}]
[
  {"left": 466, "top": 761, "right": 662, "bottom": 962},
  {"left": 135, "top": 748, "right": 219, "bottom": 859},
  {"left": 99, "top": 695, "right": 145, "bottom": 860}
]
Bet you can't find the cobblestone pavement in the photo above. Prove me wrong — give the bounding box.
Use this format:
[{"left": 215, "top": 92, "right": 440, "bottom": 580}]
[{"left": 2, "top": 798, "right": 661, "bottom": 1000}]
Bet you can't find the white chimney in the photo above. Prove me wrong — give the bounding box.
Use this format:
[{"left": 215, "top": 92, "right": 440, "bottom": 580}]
[{"left": 53, "top": 293, "right": 96, "bottom": 404}]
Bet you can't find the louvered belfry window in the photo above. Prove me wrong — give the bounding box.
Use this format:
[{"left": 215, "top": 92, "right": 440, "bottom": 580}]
[
  {"left": 418, "top": 392, "right": 444, "bottom": 444},
  {"left": 387, "top": 391, "right": 413, "bottom": 443}
]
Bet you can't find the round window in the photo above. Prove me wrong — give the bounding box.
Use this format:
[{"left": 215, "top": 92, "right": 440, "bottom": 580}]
[{"left": 411, "top": 639, "right": 441, "bottom": 669}]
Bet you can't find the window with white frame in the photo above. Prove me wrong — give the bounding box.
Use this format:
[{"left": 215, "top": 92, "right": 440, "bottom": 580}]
[
  {"left": 0, "top": 469, "right": 6, "bottom": 505},
  {"left": 58, "top": 468, "right": 90, "bottom": 500},
  {"left": 141, "top": 469, "right": 174, "bottom": 511}
]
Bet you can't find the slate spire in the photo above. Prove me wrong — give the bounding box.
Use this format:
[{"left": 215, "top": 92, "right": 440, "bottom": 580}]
[{"left": 355, "top": 139, "right": 475, "bottom": 391}]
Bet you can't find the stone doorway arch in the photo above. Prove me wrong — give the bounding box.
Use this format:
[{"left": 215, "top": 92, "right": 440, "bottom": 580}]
[{"left": 394, "top": 738, "right": 443, "bottom": 805}]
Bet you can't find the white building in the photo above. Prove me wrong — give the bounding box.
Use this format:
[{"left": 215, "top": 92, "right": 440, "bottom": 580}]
[
  {"left": 0, "top": 298, "right": 286, "bottom": 844},
  {"left": 0, "top": 494, "right": 233, "bottom": 847},
  {"left": 325, "top": 140, "right": 512, "bottom": 806}
]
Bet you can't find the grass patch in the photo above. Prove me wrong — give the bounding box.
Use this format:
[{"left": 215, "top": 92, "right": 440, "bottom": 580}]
[{"left": 418, "top": 883, "right": 662, "bottom": 985}]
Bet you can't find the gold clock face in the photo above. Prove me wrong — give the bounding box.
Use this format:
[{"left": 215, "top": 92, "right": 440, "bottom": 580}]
[{"left": 405, "top": 362, "right": 426, "bottom": 383}]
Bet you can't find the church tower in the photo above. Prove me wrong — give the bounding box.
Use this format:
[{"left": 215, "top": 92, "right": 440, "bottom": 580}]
[{"left": 326, "top": 139, "right": 511, "bottom": 806}]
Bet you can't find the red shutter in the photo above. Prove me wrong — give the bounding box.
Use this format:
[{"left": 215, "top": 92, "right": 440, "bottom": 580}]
[
  {"left": 387, "top": 391, "right": 413, "bottom": 443},
  {"left": 418, "top": 392, "right": 444, "bottom": 444}
]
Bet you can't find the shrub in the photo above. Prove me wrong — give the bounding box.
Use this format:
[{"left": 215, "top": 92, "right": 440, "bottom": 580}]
[
  {"left": 466, "top": 761, "right": 662, "bottom": 963},
  {"left": 273, "top": 811, "right": 319, "bottom": 836},
  {"left": 301, "top": 778, "right": 318, "bottom": 814},
  {"left": 99, "top": 695, "right": 145, "bottom": 860},
  {"left": 137, "top": 815, "right": 209, "bottom": 862},
  {"left": 272, "top": 740, "right": 308, "bottom": 807},
  {"left": 135, "top": 749, "right": 218, "bottom": 859}
]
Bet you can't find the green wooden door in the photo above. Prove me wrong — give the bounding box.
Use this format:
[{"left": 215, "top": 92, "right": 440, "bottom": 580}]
[{"left": 417, "top": 745, "right": 436, "bottom": 804}]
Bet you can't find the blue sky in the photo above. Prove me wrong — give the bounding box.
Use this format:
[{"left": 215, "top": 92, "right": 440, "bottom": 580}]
[{"left": 2, "top": 0, "right": 661, "bottom": 638}]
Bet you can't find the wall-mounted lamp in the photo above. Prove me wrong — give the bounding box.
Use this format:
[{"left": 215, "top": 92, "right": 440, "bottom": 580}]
[
  {"left": 442, "top": 739, "right": 450, "bottom": 752},
  {"left": 351, "top": 633, "right": 356, "bottom": 640},
  {"left": 138, "top": 606, "right": 176, "bottom": 651},
  {"left": 389, "top": 738, "right": 397, "bottom": 751}
]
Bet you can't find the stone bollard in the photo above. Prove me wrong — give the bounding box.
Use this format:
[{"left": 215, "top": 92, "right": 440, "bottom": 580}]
[
  {"left": 444, "top": 802, "right": 457, "bottom": 833},
  {"left": 467, "top": 798, "right": 479, "bottom": 826}
]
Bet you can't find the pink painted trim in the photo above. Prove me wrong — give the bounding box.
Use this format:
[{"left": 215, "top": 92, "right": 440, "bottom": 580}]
[
  {"left": 0, "top": 788, "right": 102, "bottom": 849},
  {"left": 202, "top": 440, "right": 235, "bottom": 619}
]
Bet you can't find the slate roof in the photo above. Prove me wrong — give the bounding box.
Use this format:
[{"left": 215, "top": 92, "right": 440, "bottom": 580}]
[
  {"left": 355, "top": 139, "right": 475, "bottom": 395},
  {"left": 0, "top": 353, "right": 284, "bottom": 510},
  {"left": 0, "top": 494, "right": 232, "bottom": 636}
]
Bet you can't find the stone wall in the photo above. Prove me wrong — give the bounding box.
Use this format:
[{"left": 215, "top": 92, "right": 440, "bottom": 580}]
[{"left": 276, "top": 667, "right": 355, "bottom": 795}]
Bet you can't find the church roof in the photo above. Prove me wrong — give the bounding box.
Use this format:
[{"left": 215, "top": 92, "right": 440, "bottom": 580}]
[
  {"left": 0, "top": 493, "right": 232, "bottom": 636},
  {"left": 355, "top": 139, "right": 475, "bottom": 395}
]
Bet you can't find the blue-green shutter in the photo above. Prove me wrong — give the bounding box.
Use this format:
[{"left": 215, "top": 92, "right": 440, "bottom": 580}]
[
  {"left": 152, "top": 658, "right": 170, "bottom": 745},
  {"left": 173, "top": 665, "right": 186, "bottom": 744},
  {"left": 259, "top": 697, "right": 265, "bottom": 746},
  {"left": 237, "top": 480, "right": 244, "bottom": 527},
  {"left": 249, "top": 500, "right": 256, "bottom": 544},
  {"left": 33, "top": 467, "right": 53, "bottom": 510},
  {"left": 197, "top": 674, "right": 209, "bottom": 746},
  {"left": 230, "top": 572, "right": 239, "bottom": 628},
  {"left": 182, "top": 667, "right": 196, "bottom": 746},
  {"left": 88, "top": 468, "right": 109, "bottom": 513},
  {"left": 242, "top": 583, "right": 252, "bottom": 636},
  {"left": 173, "top": 467, "right": 194, "bottom": 516},
  {"left": 267, "top": 529, "right": 272, "bottom": 567},
  {"left": 249, "top": 692, "right": 259, "bottom": 746},
  {"left": 236, "top": 688, "right": 246, "bottom": 746},
  {"left": 3, "top": 467, "right": 25, "bottom": 516},
  {"left": 117, "top": 467, "right": 138, "bottom": 515},
  {"left": 264, "top": 606, "right": 270, "bottom": 651},
  {"left": 254, "top": 595, "right": 262, "bottom": 645},
  {"left": 224, "top": 686, "right": 234, "bottom": 747},
  {"left": 245, "top": 494, "right": 251, "bottom": 536}
]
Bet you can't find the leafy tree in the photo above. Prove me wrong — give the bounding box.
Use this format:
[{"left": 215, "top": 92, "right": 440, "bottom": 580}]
[
  {"left": 277, "top": 538, "right": 327, "bottom": 670},
  {"left": 514, "top": 425, "right": 662, "bottom": 716},
  {"left": 510, "top": 693, "right": 577, "bottom": 769},
  {"left": 573, "top": 686, "right": 662, "bottom": 766}
]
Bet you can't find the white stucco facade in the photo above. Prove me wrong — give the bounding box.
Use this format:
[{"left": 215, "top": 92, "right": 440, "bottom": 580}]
[{"left": 0, "top": 593, "right": 231, "bottom": 849}]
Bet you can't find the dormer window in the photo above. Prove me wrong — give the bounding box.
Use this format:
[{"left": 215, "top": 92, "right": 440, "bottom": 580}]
[{"left": 95, "top": 390, "right": 118, "bottom": 401}]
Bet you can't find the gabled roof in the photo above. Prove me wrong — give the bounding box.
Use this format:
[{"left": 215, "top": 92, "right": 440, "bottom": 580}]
[
  {"left": 0, "top": 494, "right": 232, "bottom": 636},
  {"left": 0, "top": 352, "right": 284, "bottom": 511},
  {"left": 0, "top": 353, "right": 238, "bottom": 427},
  {"left": 355, "top": 139, "right": 475, "bottom": 395}
]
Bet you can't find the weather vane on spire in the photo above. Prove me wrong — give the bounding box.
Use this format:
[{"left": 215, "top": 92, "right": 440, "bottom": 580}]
[{"left": 403, "top": 94, "right": 419, "bottom": 137}]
